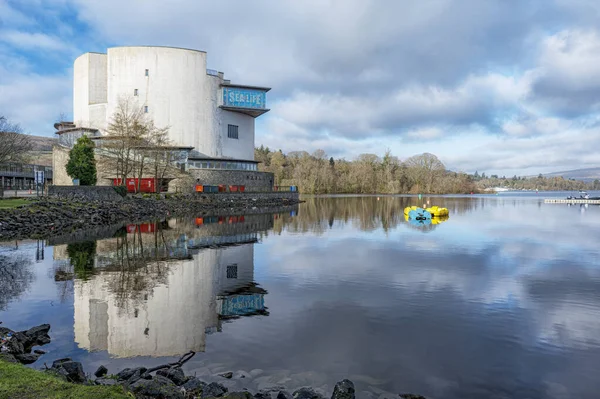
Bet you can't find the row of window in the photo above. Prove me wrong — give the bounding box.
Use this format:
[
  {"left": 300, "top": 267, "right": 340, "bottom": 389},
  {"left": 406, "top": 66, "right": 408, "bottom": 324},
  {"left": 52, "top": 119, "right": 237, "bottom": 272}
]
[
  {"left": 0, "top": 163, "right": 52, "bottom": 174},
  {"left": 188, "top": 160, "right": 258, "bottom": 171}
]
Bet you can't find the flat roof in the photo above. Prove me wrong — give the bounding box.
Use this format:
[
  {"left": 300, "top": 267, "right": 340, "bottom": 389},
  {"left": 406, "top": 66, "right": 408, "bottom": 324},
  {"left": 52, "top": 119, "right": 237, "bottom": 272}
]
[
  {"left": 108, "top": 45, "right": 207, "bottom": 54},
  {"left": 188, "top": 156, "right": 259, "bottom": 163},
  {"left": 54, "top": 127, "right": 99, "bottom": 134},
  {"left": 221, "top": 83, "right": 271, "bottom": 92}
]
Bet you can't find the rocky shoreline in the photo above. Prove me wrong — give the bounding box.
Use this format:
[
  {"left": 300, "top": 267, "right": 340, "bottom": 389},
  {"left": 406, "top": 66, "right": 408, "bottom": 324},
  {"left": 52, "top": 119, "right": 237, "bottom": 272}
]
[
  {"left": 0, "top": 324, "right": 427, "bottom": 399},
  {"left": 0, "top": 193, "right": 302, "bottom": 241}
]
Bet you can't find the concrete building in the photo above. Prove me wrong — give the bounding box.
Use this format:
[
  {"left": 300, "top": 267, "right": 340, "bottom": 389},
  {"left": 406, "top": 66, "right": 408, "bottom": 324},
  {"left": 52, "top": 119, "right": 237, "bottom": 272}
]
[
  {"left": 54, "top": 46, "right": 274, "bottom": 191},
  {"left": 1, "top": 135, "right": 55, "bottom": 192}
]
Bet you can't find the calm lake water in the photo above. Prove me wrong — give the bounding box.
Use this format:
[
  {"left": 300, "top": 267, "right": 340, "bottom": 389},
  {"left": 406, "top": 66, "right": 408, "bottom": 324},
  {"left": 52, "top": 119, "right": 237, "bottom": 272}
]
[{"left": 2, "top": 193, "right": 600, "bottom": 399}]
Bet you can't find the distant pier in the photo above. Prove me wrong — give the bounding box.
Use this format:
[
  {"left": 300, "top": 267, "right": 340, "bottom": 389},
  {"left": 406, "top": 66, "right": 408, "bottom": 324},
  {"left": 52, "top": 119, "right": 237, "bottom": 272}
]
[{"left": 544, "top": 199, "right": 600, "bottom": 204}]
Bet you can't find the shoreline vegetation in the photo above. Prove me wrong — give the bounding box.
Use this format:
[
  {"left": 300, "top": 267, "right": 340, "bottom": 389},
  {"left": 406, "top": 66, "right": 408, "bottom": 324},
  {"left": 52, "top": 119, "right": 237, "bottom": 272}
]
[
  {"left": 0, "top": 324, "right": 427, "bottom": 399},
  {"left": 0, "top": 193, "right": 301, "bottom": 241},
  {"left": 255, "top": 148, "right": 600, "bottom": 194}
]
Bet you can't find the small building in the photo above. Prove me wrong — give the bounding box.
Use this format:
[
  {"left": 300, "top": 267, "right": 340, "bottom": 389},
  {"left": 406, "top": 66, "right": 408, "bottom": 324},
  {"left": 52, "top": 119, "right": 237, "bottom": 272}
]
[
  {"left": 53, "top": 46, "right": 274, "bottom": 192},
  {"left": 0, "top": 135, "right": 55, "bottom": 191}
]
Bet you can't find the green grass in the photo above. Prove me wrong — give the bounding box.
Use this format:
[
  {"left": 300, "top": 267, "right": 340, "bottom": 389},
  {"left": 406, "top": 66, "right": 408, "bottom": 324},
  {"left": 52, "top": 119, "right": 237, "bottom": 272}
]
[
  {"left": 0, "top": 360, "right": 132, "bottom": 399},
  {"left": 0, "top": 199, "right": 30, "bottom": 209}
]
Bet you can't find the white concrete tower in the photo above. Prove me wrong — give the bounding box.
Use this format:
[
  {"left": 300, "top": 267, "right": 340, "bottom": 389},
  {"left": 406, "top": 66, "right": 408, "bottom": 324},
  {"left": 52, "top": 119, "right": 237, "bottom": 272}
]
[{"left": 73, "top": 46, "right": 270, "bottom": 162}]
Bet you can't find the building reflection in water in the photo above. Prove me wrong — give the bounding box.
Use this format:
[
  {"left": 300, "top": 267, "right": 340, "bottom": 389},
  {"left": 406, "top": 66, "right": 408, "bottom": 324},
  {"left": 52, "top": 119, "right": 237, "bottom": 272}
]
[{"left": 51, "top": 211, "right": 293, "bottom": 358}]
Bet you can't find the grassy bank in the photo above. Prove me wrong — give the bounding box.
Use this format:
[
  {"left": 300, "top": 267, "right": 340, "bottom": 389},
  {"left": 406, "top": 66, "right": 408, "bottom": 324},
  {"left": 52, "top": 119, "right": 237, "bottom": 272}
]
[
  {"left": 0, "top": 199, "right": 30, "bottom": 209},
  {"left": 0, "top": 360, "right": 130, "bottom": 399}
]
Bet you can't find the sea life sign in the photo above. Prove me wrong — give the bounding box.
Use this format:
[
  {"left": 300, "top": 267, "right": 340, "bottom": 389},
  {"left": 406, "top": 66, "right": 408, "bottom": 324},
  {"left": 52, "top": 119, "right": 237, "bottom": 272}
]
[{"left": 222, "top": 87, "right": 267, "bottom": 109}]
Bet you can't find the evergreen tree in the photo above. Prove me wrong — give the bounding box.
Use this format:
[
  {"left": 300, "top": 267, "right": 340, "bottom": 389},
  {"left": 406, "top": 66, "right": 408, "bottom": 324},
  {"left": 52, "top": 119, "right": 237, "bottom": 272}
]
[{"left": 66, "top": 135, "right": 97, "bottom": 185}]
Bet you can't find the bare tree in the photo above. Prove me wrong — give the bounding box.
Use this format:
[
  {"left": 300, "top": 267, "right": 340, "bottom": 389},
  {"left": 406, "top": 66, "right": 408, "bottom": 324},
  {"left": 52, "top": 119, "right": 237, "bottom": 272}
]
[
  {"left": 0, "top": 116, "right": 32, "bottom": 165},
  {"left": 101, "top": 98, "right": 151, "bottom": 189},
  {"left": 100, "top": 98, "right": 174, "bottom": 193}
]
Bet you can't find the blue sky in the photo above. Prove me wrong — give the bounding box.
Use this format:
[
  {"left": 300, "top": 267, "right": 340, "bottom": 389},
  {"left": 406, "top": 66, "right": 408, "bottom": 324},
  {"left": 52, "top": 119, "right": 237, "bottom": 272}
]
[{"left": 1, "top": 0, "right": 600, "bottom": 176}]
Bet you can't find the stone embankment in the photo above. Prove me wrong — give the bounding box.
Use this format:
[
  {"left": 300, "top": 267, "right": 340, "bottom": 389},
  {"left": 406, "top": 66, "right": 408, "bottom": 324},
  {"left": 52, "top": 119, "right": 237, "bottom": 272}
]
[
  {"left": 0, "top": 192, "right": 301, "bottom": 240},
  {"left": 0, "top": 324, "right": 427, "bottom": 399}
]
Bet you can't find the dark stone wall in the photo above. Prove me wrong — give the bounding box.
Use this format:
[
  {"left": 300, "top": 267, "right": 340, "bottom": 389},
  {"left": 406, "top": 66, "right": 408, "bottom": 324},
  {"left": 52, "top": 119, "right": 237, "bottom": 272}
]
[
  {"left": 189, "top": 169, "right": 274, "bottom": 190},
  {"left": 48, "top": 186, "right": 124, "bottom": 202}
]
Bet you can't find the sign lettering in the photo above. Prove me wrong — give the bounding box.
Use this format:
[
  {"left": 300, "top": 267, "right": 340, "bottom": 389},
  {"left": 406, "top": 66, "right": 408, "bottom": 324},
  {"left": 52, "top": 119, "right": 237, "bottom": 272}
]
[{"left": 223, "top": 87, "right": 267, "bottom": 109}]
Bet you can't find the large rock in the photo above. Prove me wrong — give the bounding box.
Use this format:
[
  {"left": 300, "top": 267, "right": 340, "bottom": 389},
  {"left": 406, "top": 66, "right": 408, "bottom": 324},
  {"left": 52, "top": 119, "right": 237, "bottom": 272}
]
[
  {"left": 94, "top": 365, "right": 108, "bottom": 378},
  {"left": 124, "top": 367, "right": 149, "bottom": 385},
  {"left": 219, "top": 371, "right": 234, "bottom": 379},
  {"left": 277, "top": 391, "right": 293, "bottom": 399},
  {"left": 399, "top": 395, "right": 427, "bottom": 399},
  {"left": 182, "top": 376, "right": 206, "bottom": 396},
  {"left": 202, "top": 381, "right": 228, "bottom": 398},
  {"left": 24, "top": 324, "right": 51, "bottom": 339},
  {"left": 52, "top": 359, "right": 86, "bottom": 383},
  {"left": 293, "top": 387, "right": 324, "bottom": 399},
  {"left": 14, "top": 353, "right": 40, "bottom": 364},
  {"left": 157, "top": 366, "right": 187, "bottom": 385},
  {"left": 116, "top": 367, "right": 146, "bottom": 382},
  {"left": 128, "top": 376, "right": 183, "bottom": 399},
  {"left": 5, "top": 337, "right": 24, "bottom": 355},
  {"left": 331, "top": 380, "right": 355, "bottom": 399}
]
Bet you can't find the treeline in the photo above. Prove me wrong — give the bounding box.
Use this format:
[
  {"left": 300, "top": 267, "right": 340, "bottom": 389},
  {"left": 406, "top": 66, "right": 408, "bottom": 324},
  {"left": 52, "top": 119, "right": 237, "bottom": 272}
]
[
  {"left": 255, "top": 147, "right": 598, "bottom": 194},
  {"left": 255, "top": 147, "right": 477, "bottom": 194},
  {"left": 471, "top": 172, "right": 600, "bottom": 191}
]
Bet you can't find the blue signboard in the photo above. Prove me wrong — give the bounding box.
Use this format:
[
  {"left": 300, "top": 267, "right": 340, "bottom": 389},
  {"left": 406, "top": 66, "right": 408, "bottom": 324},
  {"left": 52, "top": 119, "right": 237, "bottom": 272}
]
[
  {"left": 223, "top": 87, "right": 267, "bottom": 109},
  {"left": 220, "top": 294, "right": 265, "bottom": 316}
]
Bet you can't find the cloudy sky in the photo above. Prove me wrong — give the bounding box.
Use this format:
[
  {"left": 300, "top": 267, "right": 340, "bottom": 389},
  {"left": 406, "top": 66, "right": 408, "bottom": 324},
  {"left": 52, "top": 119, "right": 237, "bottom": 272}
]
[{"left": 1, "top": 0, "right": 600, "bottom": 175}]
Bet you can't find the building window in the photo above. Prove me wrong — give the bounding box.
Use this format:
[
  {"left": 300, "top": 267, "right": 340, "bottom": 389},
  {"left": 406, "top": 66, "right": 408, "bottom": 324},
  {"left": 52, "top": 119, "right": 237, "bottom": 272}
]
[
  {"left": 134, "top": 89, "right": 138, "bottom": 96},
  {"left": 144, "top": 106, "right": 148, "bottom": 113},
  {"left": 227, "top": 124, "right": 239, "bottom": 139},
  {"left": 145, "top": 69, "right": 149, "bottom": 76},
  {"left": 227, "top": 264, "right": 238, "bottom": 279}
]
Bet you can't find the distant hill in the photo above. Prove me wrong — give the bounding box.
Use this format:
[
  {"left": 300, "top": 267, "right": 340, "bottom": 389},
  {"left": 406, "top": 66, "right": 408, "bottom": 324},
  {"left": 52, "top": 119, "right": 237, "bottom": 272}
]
[
  {"left": 28, "top": 135, "right": 57, "bottom": 152},
  {"left": 543, "top": 167, "right": 600, "bottom": 182}
]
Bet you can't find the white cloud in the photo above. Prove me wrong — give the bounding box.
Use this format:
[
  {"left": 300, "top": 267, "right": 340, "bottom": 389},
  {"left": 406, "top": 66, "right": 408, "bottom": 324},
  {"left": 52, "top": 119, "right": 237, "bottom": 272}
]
[{"left": 0, "top": 30, "right": 70, "bottom": 51}]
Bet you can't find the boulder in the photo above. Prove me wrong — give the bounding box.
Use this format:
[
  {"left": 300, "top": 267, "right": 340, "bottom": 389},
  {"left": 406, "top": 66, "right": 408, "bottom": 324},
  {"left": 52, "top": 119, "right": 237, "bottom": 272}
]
[
  {"left": 124, "top": 367, "right": 148, "bottom": 385},
  {"left": 399, "top": 395, "right": 427, "bottom": 399},
  {"left": 94, "top": 365, "right": 108, "bottom": 378},
  {"left": 5, "top": 338, "right": 24, "bottom": 355},
  {"left": 182, "top": 376, "right": 206, "bottom": 396},
  {"left": 24, "top": 324, "right": 51, "bottom": 339},
  {"left": 203, "top": 381, "right": 228, "bottom": 398},
  {"left": 14, "top": 353, "right": 39, "bottom": 364},
  {"left": 219, "top": 371, "right": 234, "bottom": 379},
  {"left": 255, "top": 391, "right": 272, "bottom": 399},
  {"left": 157, "top": 367, "right": 187, "bottom": 386},
  {"left": 293, "top": 387, "right": 324, "bottom": 399},
  {"left": 128, "top": 376, "right": 183, "bottom": 399},
  {"left": 331, "top": 380, "right": 355, "bottom": 399},
  {"left": 277, "top": 391, "right": 293, "bottom": 399},
  {"left": 52, "top": 359, "right": 86, "bottom": 383}
]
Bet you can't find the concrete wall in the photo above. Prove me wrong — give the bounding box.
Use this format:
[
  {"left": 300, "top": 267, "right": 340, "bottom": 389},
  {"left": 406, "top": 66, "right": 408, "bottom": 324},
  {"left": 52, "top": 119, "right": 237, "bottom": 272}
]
[
  {"left": 52, "top": 146, "right": 71, "bottom": 186},
  {"left": 190, "top": 169, "right": 274, "bottom": 189},
  {"left": 107, "top": 47, "right": 211, "bottom": 152},
  {"left": 48, "top": 185, "right": 124, "bottom": 201},
  {"left": 74, "top": 53, "right": 108, "bottom": 129},
  {"left": 220, "top": 110, "right": 255, "bottom": 160}
]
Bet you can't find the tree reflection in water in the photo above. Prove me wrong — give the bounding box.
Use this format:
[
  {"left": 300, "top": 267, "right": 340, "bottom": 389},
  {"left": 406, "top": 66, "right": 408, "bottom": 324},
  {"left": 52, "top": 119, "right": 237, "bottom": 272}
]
[{"left": 0, "top": 253, "right": 33, "bottom": 311}]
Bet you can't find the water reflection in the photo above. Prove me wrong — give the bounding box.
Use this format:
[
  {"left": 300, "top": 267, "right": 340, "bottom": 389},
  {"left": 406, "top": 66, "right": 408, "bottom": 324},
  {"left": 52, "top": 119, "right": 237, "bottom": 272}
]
[{"left": 50, "top": 213, "right": 281, "bottom": 358}]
